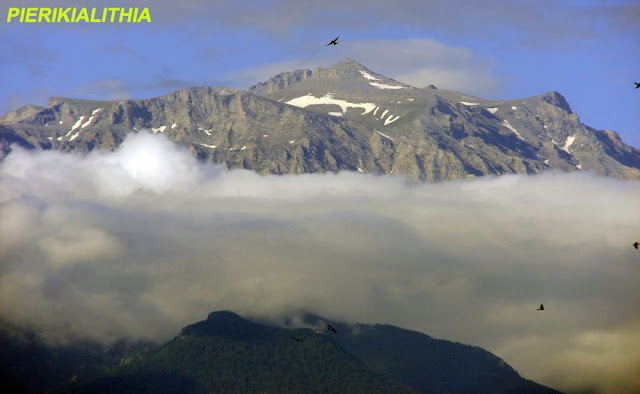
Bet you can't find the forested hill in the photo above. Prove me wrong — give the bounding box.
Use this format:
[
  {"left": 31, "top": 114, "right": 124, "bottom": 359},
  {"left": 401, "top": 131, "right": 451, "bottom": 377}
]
[{"left": 1, "top": 311, "right": 562, "bottom": 393}]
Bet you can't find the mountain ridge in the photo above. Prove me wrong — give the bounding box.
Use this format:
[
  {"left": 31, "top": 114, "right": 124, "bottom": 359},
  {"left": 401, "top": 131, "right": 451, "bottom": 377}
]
[
  {"left": 2, "top": 58, "right": 639, "bottom": 181},
  {"left": 1, "top": 311, "right": 561, "bottom": 393}
]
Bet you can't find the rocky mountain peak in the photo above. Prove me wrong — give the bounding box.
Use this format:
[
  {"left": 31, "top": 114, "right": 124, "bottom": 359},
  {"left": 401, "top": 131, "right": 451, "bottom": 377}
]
[
  {"left": 179, "top": 310, "right": 270, "bottom": 340},
  {"left": 331, "top": 58, "right": 368, "bottom": 71},
  {"left": 248, "top": 59, "right": 412, "bottom": 97},
  {"left": 537, "top": 91, "right": 573, "bottom": 114},
  {"left": 247, "top": 68, "right": 314, "bottom": 97},
  {"left": 46, "top": 97, "right": 67, "bottom": 108},
  {"left": 318, "top": 58, "right": 399, "bottom": 85}
]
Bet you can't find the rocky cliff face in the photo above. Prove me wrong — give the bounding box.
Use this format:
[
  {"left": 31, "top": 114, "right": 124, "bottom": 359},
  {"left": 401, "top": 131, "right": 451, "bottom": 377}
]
[
  {"left": 2, "top": 59, "right": 639, "bottom": 181},
  {"left": 249, "top": 59, "right": 640, "bottom": 180}
]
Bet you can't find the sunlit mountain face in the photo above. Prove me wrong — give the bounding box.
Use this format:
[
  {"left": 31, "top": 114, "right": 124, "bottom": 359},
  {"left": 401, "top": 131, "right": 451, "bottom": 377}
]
[{"left": 3, "top": 59, "right": 640, "bottom": 181}]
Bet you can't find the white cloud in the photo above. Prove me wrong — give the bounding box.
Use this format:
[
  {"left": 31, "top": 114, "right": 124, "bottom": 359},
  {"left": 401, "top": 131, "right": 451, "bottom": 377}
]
[
  {"left": 38, "top": 227, "right": 124, "bottom": 267},
  {"left": 1, "top": 132, "right": 639, "bottom": 393}
]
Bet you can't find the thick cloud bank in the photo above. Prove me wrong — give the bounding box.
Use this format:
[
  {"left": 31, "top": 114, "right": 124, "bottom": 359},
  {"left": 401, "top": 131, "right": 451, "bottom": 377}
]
[{"left": 1, "top": 132, "right": 639, "bottom": 393}]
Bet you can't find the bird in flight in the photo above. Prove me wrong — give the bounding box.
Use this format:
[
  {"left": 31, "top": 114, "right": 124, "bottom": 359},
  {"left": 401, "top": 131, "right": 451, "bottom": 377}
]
[
  {"left": 634, "top": 241, "right": 639, "bottom": 249},
  {"left": 537, "top": 304, "right": 545, "bottom": 311},
  {"left": 635, "top": 82, "right": 640, "bottom": 89},
  {"left": 326, "top": 323, "right": 338, "bottom": 334},
  {"left": 326, "top": 36, "right": 339, "bottom": 46},
  {"left": 290, "top": 336, "right": 304, "bottom": 342}
]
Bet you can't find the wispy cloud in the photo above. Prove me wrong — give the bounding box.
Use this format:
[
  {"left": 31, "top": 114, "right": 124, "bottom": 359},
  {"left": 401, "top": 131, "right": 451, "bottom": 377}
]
[
  {"left": 233, "top": 38, "right": 507, "bottom": 97},
  {"left": 1, "top": 132, "right": 639, "bottom": 393},
  {"left": 5, "top": 41, "right": 57, "bottom": 77},
  {"left": 67, "top": 79, "right": 132, "bottom": 100},
  {"left": 345, "top": 38, "right": 507, "bottom": 97},
  {"left": 109, "top": 43, "right": 139, "bottom": 57},
  {"left": 163, "top": 0, "right": 636, "bottom": 44},
  {"left": 2, "top": 0, "right": 635, "bottom": 45},
  {"left": 0, "top": 87, "right": 55, "bottom": 116},
  {"left": 148, "top": 66, "right": 199, "bottom": 91}
]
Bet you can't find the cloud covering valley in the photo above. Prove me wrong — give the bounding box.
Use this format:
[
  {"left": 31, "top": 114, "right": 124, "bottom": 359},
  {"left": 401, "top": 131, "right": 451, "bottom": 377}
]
[{"left": 1, "top": 132, "right": 639, "bottom": 393}]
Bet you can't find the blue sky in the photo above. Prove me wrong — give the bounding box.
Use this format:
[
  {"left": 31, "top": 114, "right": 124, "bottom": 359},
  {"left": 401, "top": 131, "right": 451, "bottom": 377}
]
[{"left": 1, "top": 0, "right": 639, "bottom": 147}]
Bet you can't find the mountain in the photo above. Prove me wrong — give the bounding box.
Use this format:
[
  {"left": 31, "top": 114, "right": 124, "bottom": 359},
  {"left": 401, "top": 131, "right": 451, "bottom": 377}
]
[
  {"left": 297, "top": 313, "right": 559, "bottom": 393},
  {"left": 77, "top": 311, "right": 413, "bottom": 393},
  {"left": 0, "top": 87, "right": 379, "bottom": 175},
  {"left": 1, "top": 311, "right": 561, "bottom": 393},
  {"left": 248, "top": 59, "right": 640, "bottom": 180},
  {"left": 2, "top": 59, "right": 639, "bottom": 181},
  {"left": 0, "top": 320, "right": 151, "bottom": 394}
]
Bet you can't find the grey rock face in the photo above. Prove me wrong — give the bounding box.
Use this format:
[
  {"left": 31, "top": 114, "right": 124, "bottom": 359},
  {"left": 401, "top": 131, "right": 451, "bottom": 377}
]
[
  {"left": 249, "top": 59, "right": 640, "bottom": 180},
  {"left": 0, "top": 104, "right": 44, "bottom": 124},
  {"left": 2, "top": 59, "right": 639, "bottom": 181}
]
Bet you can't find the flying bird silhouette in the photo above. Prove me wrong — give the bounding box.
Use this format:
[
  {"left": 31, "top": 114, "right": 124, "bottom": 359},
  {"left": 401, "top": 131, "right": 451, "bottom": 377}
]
[
  {"left": 325, "top": 36, "right": 339, "bottom": 46},
  {"left": 537, "top": 304, "right": 545, "bottom": 311},
  {"left": 635, "top": 82, "right": 640, "bottom": 89},
  {"left": 634, "top": 241, "right": 639, "bottom": 249},
  {"left": 326, "top": 323, "right": 337, "bottom": 334},
  {"left": 290, "top": 336, "right": 304, "bottom": 342}
]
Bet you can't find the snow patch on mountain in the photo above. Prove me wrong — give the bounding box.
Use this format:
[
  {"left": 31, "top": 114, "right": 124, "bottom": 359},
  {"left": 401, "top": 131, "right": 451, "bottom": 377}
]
[
  {"left": 562, "top": 135, "right": 576, "bottom": 154},
  {"left": 59, "top": 116, "right": 86, "bottom": 141},
  {"left": 358, "top": 70, "right": 405, "bottom": 89},
  {"left": 370, "top": 81, "right": 405, "bottom": 90},
  {"left": 82, "top": 114, "right": 97, "bottom": 129},
  {"left": 487, "top": 107, "right": 498, "bottom": 114},
  {"left": 359, "top": 71, "right": 378, "bottom": 81},
  {"left": 198, "top": 127, "right": 212, "bottom": 136},
  {"left": 502, "top": 120, "right": 524, "bottom": 140},
  {"left": 286, "top": 93, "right": 376, "bottom": 115},
  {"left": 81, "top": 117, "right": 93, "bottom": 129},
  {"left": 375, "top": 130, "right": 394, "bottom": 140},
  {"left": 384, "top": 115, "right": 400, "bottom": 125},
  {"left": 69, "top": 116, "right": 84, "bottom": 132}
]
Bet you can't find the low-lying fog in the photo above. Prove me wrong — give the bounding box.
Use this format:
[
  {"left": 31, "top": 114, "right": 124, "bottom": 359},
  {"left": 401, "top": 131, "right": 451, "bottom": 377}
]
[{"left": 1, "top": 132, "right": 638, "bottom": 393}]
